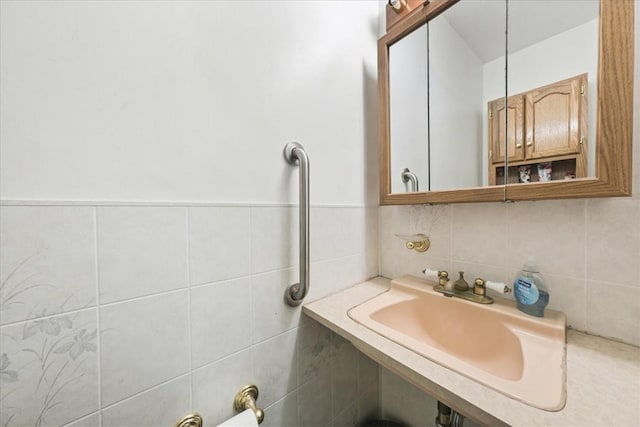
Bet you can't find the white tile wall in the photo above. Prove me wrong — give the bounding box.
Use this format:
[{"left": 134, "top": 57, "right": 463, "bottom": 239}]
[
  {"left": 251, "top": 207, "right": 298, "bottom": 273},
  {"left": 97, "top": 207, "right": 188, "bottom": 303},
  {"left": 261, "top": 392, "right": 298, "bottom": 427},
  {"left": 252, "top": 329, "right": 298, "bottom": 408},
  {"left": 189, "top": 207, "right": 252, "bottom": 285},
  {"left": 64, "top": 413, "right": 102, "bottom": 427},
  {"left": 297, "top": 369, "right": 333, "bottom": 426},
  {"left": 0, "top": 206, "right": 97, "bottom": 325},
  {"left": 101, "top": 376, "right": 191, "bottom": 427},
  {"left": 0, "top": 204, "right": 380, "bottom": 427},
  {"left": 380, "top": 367, "right": 482, "bottom": 427},
  {"left": 190, "top": 278, "right": 252, "bottom": 369},
  {"left": 0, "top": 309, "right": 99, "bottom": 426},
  {"left": 331, "top": 335, "right": 360, "bottom": 417},
  {"left": 251, "top": 268, "right": 302, "bottom": 343},
  {"left": 99, "top": 290, "right": 190, "bottom": 406}
]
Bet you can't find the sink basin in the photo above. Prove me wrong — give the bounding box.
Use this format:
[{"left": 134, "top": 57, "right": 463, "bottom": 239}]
[{"left": 348, "top": 275, "right": 566, "bottom": 411}]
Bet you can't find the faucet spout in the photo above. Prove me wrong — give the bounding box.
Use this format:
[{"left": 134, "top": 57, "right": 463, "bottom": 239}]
[{"left": 454, "top": 271, "right": 470, "bottom": 291}]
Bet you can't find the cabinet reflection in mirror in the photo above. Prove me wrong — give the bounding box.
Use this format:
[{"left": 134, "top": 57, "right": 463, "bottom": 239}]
[
  {"left": 489, "top": 74, "right": 588, "bottom": 185},
  {"left": 503, "top": 0, "right": 598, "bottom": 186},
  {"left": 379, "top": 0, "right": 633, "bottom": 205}
]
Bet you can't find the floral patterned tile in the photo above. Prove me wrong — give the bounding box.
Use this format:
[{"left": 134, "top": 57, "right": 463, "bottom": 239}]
[
  {"left": 0, "top": 309, "right": 99, "bottom": 427},
  {"left": 0, "top": 206, "right": 97, "bottom": 326}
]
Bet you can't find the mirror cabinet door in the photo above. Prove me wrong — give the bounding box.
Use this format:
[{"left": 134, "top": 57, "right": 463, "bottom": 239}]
[
  {"left": 428, "top": 0, "right": 507, "bottom": 191},
  {"left": 389, "top": 26, "right": 429, "bottom": 193},
  {"left": 505, "top": 0, "right": 599, "bottom": 187},
  {"left": 387, "top": 0, "right": 508, "bottom": 194}
]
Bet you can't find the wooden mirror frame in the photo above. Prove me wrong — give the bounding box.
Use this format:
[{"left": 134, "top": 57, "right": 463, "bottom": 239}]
[{"left": 379, "top": 0, "right": 634, "bottom": 205}]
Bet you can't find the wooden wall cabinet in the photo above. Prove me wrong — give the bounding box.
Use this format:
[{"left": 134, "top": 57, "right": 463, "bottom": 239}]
[{"left": 488, "top": 74, "right": 587, "bottom": 185}]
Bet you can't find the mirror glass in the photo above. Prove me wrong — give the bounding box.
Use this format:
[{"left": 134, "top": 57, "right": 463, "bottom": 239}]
[
  {"left": 389, "top": 0, "right": 507, "bottom": 193},
  {"left": 502, "top": 0, "right": 599, "bottom": 185},
  {"left": 389, "top": 25, "right": 429, "bottom": 193},
  {"left": 388, "top": 0, "right": 600, "bottom": 194},
  {"left": 429, "top": 0, "right": 506, "bottom": 191}
]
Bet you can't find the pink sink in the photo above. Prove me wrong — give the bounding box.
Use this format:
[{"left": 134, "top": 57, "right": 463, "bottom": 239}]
[{"left": 348, "top": 275, "right": 566, "bottom": 411}]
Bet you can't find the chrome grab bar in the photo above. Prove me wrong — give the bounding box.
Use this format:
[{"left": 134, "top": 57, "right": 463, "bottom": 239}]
[
  {"left": 401, "top": 167, "right": 419, "bottom": 192},
  {"left": 283, "top": 142, "right": 310, "bottom": 306}
]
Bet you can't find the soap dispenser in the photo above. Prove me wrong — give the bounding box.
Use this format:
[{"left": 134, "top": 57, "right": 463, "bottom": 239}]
[{"left": 513, "top": 258, "right": 549, "bottom": 317}]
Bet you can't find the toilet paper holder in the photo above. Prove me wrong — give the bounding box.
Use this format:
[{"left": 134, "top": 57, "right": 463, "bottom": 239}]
[
  {"left": 173, "top": 384, "right": 264, "bottom": 427},
  {"left": 173, "top": 413, "right": 203, "bottom": 427},
  {"left": 233, "top": 384, "right": 264, "bottom": 424}
]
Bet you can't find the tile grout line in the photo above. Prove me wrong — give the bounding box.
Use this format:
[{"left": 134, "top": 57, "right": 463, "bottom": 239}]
[
  {"left": 377, "top": 206, "right": 382, "bottom": 277},
  {"left": 248, "top": 206, "right": 256, "bottom": 382},
  {"left": 186, "top": 207, "right": 194, "bottom": 411},
  {"left": 0, "top": 306, "right": 97, "bottom": 329},
  {"left": 99, "top": 372, "right": 192, "bottom": 414},
  {"left": 93, "top": 207, "right": 104, "bottom": 426},
  {"left": 583, "top": 200, "right": 589, "bottom": 330},
  {"left": 249, "top": 208, "right": 255, "bottom": 347},
  {"left": 329, "top": 332, "right": 335, "bottom": 422},
  {"left": 450, "top": 204, "right": 454, "bottom": 267},
  {"left": 504, "top": 203, "right": 509, "bottom": 274},
  {"left": 0, "top": 200, "right": 376, "bottom": 209}
]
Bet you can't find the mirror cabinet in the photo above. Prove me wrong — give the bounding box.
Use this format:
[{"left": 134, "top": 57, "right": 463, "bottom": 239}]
[{"left": 379, "top": 0, "right": 634, "bottom": 205}]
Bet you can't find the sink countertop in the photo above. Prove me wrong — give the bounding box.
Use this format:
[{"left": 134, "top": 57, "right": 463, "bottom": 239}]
[{"left": 303, "top": 277, "right": 640, "bottom": 427}]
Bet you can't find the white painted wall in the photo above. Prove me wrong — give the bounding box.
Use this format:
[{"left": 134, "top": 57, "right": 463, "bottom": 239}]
[
  {"left": 0, "top": 1, "right": 379, "bottom": 205},
  {"left": 389, "top": 26, "right": 429, "bottom": 193},
  {"left": 429, "top": 16, "right": 484, "bottom": 190}
]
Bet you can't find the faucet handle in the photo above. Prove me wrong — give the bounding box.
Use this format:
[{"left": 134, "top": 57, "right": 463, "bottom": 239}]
[
  {"left": 422, "top": 268, "right": 450, "bottom": 287},
  {"left": 473, "top": 278, "right": 487, "bottom": 296},
  {"left": 437, "top": 270, "right": 449, "bottom": 285},
  {"left": 422, "top": 268, "right": 440, "bottom": 278},
  {"left": 474, "top": 278, "right": 512, "bottom": 295},
  {"left": 422, "top": 269, "right": 448, "bottom": 282}
]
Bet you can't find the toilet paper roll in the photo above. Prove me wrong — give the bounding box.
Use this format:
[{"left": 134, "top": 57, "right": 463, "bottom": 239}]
[{"left": 216, "top": 409, "right": 259, "bottom": 427}]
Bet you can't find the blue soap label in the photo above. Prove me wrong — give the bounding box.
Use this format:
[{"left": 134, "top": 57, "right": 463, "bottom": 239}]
[{"left": 514, "top": 276, "right": 539, "bottom": 305}]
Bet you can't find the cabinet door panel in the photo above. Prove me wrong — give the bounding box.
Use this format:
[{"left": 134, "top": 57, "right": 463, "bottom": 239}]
[
  {"left": 525, "top": 75, "right": 585, "bottom": 160},
  {"left": 489, "top": 95, "right": 524, "bottom": 164}
]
